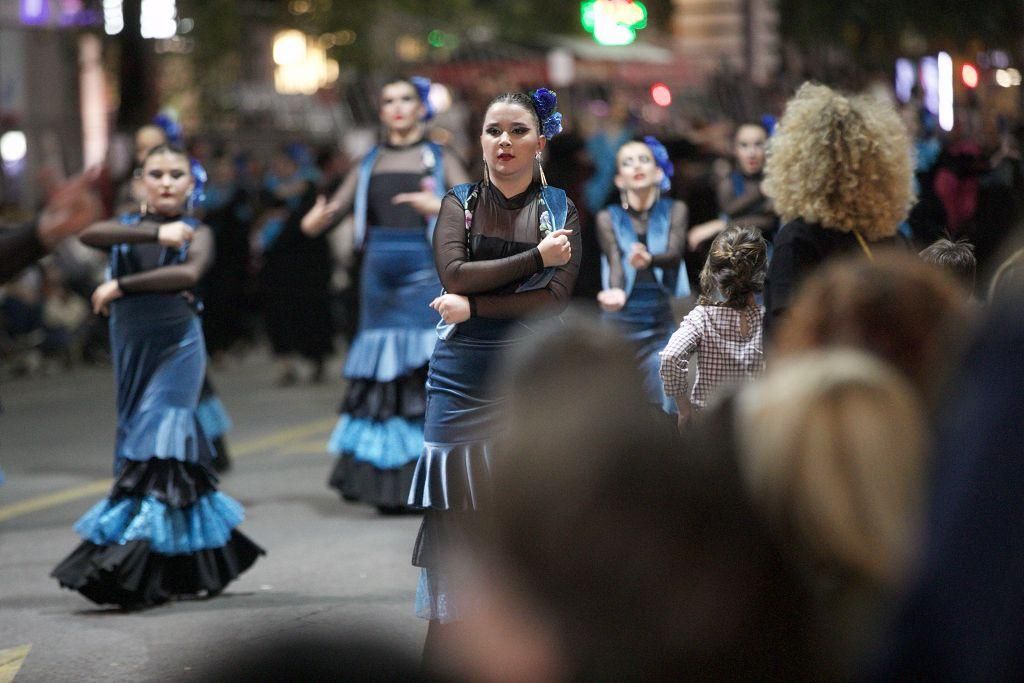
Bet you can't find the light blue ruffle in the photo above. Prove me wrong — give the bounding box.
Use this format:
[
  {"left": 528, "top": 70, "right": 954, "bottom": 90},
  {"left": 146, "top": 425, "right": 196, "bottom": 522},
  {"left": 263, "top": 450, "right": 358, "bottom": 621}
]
[
  {"left": 74, "top": 492, "right": 244, "bottom": 555},
  {"left": 116, "top": 407, "right": 212, "bottom": 464},
  {"left": 197, "top": 394, "right": 233, "bottom": 440},
  {"left": 328, "top": 415, "right": 424, "bottom": 469},
  {"left": 343, "top": 328, "right": 437, "bottom": 382},
  {"left": 415, "top": 567, "right": 461, "bottom": 623}
]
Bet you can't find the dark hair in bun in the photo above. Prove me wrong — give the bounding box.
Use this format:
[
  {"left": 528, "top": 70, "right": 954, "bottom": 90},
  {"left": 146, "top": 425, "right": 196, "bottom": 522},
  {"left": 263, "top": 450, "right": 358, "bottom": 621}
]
[{"left": 698, "top": 225, "right": 768, "bottom": 308}]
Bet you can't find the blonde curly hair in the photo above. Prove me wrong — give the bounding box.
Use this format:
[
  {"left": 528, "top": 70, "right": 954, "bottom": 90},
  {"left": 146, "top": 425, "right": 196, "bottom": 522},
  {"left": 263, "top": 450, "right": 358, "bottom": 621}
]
[{"left": 762, "top": 82, "right": 915, "bottom": 240}]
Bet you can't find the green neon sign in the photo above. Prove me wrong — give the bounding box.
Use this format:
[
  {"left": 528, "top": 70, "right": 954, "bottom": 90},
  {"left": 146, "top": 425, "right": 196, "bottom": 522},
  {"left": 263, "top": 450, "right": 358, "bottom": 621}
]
[{"left": 581, "top": 0, "right": 648, "bottom": 46}]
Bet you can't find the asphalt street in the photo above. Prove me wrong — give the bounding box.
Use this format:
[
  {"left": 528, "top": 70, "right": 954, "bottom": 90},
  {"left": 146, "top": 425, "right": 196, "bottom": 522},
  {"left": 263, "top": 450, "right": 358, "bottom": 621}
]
[{"left": 0, "top": 352, "right": 426, "bottom": 681}]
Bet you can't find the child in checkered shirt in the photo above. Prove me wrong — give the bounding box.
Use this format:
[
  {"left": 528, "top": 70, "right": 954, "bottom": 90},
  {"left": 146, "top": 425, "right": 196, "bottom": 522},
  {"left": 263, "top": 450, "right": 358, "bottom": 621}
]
[{"left": 659, "top": 225, "right": 767, "bottom": 430}]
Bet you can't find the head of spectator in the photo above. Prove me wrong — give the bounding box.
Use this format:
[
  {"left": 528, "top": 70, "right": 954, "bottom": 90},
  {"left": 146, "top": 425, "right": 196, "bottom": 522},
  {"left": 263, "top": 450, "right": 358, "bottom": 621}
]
[
  {"left": 774, "top": 251, "right": 971, "bottom": 402},
  {"left": 733, "top": 349, "right": 929, "bottom": 673},
  {"left": 919, "top": 238, "right": 977, "bottom": 298},
  {"left": 133, "top": 124, "right": 169, "bottom": 165},
  {"left": 762, "top": 82, "right": 914, "bottom": 242},
  {"left": 442, "top": 315, "right": 816, "bottom": 682},
  {"left": 699, "top": 225, "right": 768, "bottom": 308},
  {"left": 734, "top": 121, "right": 769, "bottom": 177}
]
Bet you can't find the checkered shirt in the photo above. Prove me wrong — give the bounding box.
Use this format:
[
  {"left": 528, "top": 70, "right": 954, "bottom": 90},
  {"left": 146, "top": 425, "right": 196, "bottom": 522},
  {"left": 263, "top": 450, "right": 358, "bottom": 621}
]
[{"left": 659, "top": 304, "right": 765, "bottom": 409}]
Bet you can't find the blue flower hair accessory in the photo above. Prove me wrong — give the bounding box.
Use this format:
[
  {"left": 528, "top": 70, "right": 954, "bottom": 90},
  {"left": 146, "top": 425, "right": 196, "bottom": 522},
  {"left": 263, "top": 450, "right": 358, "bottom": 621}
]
[
  {"left": 643, "top": 135, "right": 673, "bottom": 192},
  {"left": 410, "top": 76, "right": 435, "bottom": 121},
  {"left": 531, "top": 88, "right": 563, "bottom": 138},
  {"left": 189, "top": 158, "right": 207, "bottom": 209},
  {"left": 760, "top": 114, "right": 777, "bottom": 137},
  {"left": 152, "top": 113, "right": 183, "bottom": 146}
]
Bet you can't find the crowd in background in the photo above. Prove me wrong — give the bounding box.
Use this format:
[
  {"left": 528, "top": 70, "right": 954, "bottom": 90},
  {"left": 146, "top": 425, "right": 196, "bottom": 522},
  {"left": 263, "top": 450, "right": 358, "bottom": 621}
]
[{"left": 2, "top": 77, "right": 1019, "bottom": 380}]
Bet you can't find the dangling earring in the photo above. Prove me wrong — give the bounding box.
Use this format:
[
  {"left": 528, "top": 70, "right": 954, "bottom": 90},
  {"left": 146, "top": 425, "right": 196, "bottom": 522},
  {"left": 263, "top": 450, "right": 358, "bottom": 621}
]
[
  {"left": 536, "top": 153, "right": 547, "bottom": 187},
  {"left": 482, "top": 159, "right": 490, "bottom": 186},
  {"left": 620, "top": 191, "right": 629, "bottom": 211},
  {"left": 140, "top": 202, "right": 148, "bottom": 216}
]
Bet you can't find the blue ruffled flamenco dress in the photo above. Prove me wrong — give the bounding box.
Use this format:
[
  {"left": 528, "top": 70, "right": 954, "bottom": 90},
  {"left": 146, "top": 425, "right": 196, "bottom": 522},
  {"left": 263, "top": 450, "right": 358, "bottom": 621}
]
[
  {"left": 51, "top": 227, "right": 263, "bottom": 607},
  {"left": 326, "top": 227, "right": 439, "bottom": 510}
]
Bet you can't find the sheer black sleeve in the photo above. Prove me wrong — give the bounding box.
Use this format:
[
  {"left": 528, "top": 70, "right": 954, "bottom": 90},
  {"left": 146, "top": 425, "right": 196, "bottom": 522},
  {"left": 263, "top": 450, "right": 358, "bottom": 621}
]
[
  {"left": 470, "top": 202, "right": 582, "bottom": 319},
  {"left": 649, "top": 200, "right": 688, "bottom": 270},
  {"left": 0, "top": 222, "right": 47, "bottom": 284},
  {"left": 434, "top": 193, "right": 544, "bottom": 295},
  {"left": 595, "top": 210, "right": 624, "bottom": 289},
  {"left": 117, "top": 226, "right": 214, "bottom": 294},
  {"left": 320, "top": 162, "right": 360, "bottom": 232},
  {"left": 78, "top": 219, "right": 161, "bottom": 249}
]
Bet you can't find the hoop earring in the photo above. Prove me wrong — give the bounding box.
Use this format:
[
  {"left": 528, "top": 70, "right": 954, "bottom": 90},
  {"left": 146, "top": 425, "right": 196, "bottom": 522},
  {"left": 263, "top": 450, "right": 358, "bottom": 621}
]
[
  {"left": 482, "top": 160, "right": 490, "bottom": 186},
  {"left": 536, "top": 153, "right": 547, "bottom": 187}
]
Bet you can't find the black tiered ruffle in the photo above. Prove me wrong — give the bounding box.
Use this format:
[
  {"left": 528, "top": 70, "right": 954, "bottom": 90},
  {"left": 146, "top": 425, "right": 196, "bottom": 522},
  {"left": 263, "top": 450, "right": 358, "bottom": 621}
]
[
  {"left": 51, "top": 531, "right": 264, "bottom": 608},
  {"left": 340, "top": 367, "right": 427, "bottom": 420},
  {"left": 52, "top": 457, "right": 263, "bottom": 608},
  {"left": 328, "top": 453, "right": 419, "bottom": 509}
]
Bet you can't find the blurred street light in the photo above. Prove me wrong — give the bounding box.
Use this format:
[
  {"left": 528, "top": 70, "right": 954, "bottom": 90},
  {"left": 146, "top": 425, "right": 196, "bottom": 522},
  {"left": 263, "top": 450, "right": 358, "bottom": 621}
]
[
  {"left": 0, "top": 131, "right": 28, "bottom": 165},
  {"left": 273, "top": 30, "right": 339, "bottom": 94}
]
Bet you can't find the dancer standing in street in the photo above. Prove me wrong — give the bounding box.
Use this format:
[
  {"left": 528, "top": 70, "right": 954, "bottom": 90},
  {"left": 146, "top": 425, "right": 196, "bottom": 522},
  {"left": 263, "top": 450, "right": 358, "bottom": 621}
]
[
  {"left": 51, "top": 144, "right": 263, "bottom": 607},
  {"left": 302, "top": 77, "right": 468, "bottom": 511},
  {"left": 407, "top": 88, "right": 581, "bottom": 652},
  {"left": 595, "top": 137, "right": 689, "bottom": 413}
]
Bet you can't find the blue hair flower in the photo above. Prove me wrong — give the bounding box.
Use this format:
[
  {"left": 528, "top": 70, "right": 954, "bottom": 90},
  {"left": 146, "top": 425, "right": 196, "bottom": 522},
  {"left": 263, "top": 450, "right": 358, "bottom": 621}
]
[
  {"left": 643, "top": 135, "right": 673, "bottom": 192},
  {"left": 531, "top": 88, "right": 558, "bottom": 121},
  {"left": 531, "top": 88, "right": 562, "bottom": 139},
  {"left": 152, "top": 113, "right": 182, "bottom": 146},
  {"left": 760, "top": 114, "right": 777, "bottom": 137},
  {"left": 189, "top": 158, "right": 207, "bottom": 207},
  {"left": 542, "top": 111, "right": 563, "bottom": 139},
  {"left": 410, "top": 76, "right": 435, "bottom": 121}
]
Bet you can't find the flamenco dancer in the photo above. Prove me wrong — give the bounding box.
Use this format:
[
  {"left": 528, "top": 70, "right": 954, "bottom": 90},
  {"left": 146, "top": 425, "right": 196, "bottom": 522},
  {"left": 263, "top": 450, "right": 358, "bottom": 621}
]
[
  {"left": 51, "top": 144, "right": 263, "bottom": 608},
  {"left": 595, "top": 137, "right": 689, "bottom": 413},
  {"left": 302, "top": 76, "right": 468, "bottom": 511},
  {"left": 407, "top": 89, "right": 581, "bottom": 647}
]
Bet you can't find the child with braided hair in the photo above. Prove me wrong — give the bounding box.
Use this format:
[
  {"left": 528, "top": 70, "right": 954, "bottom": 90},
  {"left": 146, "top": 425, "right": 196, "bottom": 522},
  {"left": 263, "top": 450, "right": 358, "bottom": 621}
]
[{"left": 659, "top": 225, "right": 767, "bottom": 429}]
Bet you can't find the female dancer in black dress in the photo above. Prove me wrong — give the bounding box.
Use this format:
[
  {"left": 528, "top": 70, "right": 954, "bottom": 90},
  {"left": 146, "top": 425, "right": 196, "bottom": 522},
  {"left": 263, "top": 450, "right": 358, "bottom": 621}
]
[
  {"left": 51, "top": 144, "right": 263, "bottom": 607},
  {"left": 302, "top": 77, "right": 468, "bottom": 511},
  {"left": 407, "top": 89, "right": 581, "bottom": 642}
]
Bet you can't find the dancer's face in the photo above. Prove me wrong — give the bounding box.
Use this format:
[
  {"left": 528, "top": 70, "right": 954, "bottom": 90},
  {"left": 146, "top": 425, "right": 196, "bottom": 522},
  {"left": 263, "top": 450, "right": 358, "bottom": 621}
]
[
  {"left": 380, "top": 81, "right": 425, "bottom": 134},
  {"left": 143, "top": 151, "right": 193, "bottom": 216},
  {"left": 735, "top": 124, "right": 767, "bottom": 175},
  {"left": 481, "top": 102, "right": 545, "bottom": 183},
  {"left": 614, "top": 142, "right": 662, "bottom": 194}
]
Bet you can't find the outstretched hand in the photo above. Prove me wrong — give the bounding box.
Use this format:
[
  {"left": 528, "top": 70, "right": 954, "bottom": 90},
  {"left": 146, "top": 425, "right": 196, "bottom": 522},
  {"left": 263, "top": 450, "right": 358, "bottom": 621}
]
[
  {"left": 37, "top": 167, "right": 103, "bottom": 250},
  {"left": 392, "top": 191, "right": 443, "bottom": 218},
  {"left": 597, "top": 288, "right": 627, "bottom": 312},
  {"left": 301, "top": 195, "right": 341, "bottom": 237}
]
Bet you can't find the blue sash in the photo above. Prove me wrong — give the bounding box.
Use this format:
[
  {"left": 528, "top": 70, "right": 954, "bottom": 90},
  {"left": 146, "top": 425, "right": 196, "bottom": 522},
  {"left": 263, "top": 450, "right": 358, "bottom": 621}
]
[
  {"left": 353, "top": 141, "right": 447, "bottom": 250},
  {"left": 600, "top": 199, "right": 690, "bottom": 298}
]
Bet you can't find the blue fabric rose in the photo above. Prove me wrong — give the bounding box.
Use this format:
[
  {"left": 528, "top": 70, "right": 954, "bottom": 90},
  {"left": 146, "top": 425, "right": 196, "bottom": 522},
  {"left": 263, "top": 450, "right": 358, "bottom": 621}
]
[
  {"left": 643, "top": 135, "right": 673, "bottom": 192},
  {"left": 410, "top": 76, "right": 435, "bottom": 121},
  {"left": 190, "top": 159, "right": 207, "bottom": 207},
  {"left": 153, "top": 113, "right": 182, "bottom": 145}
]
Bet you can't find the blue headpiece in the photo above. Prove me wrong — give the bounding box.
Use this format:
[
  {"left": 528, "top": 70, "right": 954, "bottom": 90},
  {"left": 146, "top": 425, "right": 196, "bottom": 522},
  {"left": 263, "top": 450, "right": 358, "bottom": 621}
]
[
  {"left": 189, "top": 158, "right": 207, "bottom": 209},
  {"left": 152, "top": 113, "right": 183, "bottom": 146},
  {"left": 643, "top": 135, "right": 673, "bottom": 192},
  {"left": 409, "top": 76, "right": 435, "bottom": 121},
  {"left": 530, "top": 88, "right": 563, "bottom": 139},
  {"left": 760, "top": 114, "right": 777, "bottom": 137}
]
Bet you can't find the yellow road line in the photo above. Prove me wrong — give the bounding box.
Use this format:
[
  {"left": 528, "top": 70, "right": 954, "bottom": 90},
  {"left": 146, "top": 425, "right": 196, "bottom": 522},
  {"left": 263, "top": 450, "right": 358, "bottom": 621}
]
[
  {"left": 0, "top": 417, "right": 335, "bottom": 524},
  {"left": 0, "top": 644, "right": 31, "bottom": 683}
]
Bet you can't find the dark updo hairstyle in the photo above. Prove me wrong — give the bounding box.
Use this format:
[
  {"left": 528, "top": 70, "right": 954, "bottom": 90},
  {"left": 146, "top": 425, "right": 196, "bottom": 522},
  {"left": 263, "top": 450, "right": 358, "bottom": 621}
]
[
  {"left": 698, "top": 225, "right": 768, "bottom": 308},
  {"left": 143, "top": 142, "right": 190, "bottom": 165},
  {"left": 486, "top": 92, "right": 541, "bottom": 134}
]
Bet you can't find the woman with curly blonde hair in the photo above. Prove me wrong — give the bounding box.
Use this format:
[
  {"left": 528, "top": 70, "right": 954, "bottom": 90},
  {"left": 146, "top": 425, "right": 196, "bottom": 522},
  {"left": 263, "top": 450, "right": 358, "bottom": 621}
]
[{"left": 763, "top": 82, "right": 915, "bottom": 334}]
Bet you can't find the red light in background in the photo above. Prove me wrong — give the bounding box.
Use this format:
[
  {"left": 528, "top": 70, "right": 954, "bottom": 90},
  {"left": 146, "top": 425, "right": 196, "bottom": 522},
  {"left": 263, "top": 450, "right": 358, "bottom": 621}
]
[
  {"left": 651, "top": 82, "right": 672, "bottom": 107},
  {"left": 961, "top": 63, "right": 979, "bottom": 88}
]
